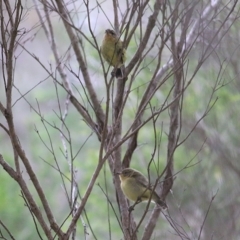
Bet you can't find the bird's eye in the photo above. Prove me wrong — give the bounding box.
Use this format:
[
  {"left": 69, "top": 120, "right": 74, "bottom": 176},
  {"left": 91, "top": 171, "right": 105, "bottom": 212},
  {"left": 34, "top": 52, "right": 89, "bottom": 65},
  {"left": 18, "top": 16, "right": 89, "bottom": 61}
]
[{"left": 109, "top": 30, "right": 115, "bottom": 36}]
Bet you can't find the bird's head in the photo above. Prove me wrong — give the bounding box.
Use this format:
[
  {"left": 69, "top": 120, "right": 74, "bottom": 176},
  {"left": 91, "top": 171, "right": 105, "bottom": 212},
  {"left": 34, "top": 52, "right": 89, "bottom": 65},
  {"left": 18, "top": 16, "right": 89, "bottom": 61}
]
[
  {"left": 118, "top": 168, "right": 141, "bottom": 181},
  {"left": 105, "top": 29, "right": 116, "bottom": 36},
  {"left": 104, "top": 29, "right": 117, "bottom": 41}
]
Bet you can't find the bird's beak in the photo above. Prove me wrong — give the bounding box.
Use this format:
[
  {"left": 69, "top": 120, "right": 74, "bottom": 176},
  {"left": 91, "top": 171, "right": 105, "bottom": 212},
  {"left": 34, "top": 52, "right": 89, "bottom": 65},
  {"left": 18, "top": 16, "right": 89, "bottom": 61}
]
[{"left": 115, "top": 172, "right": 121, "bottom": 175}]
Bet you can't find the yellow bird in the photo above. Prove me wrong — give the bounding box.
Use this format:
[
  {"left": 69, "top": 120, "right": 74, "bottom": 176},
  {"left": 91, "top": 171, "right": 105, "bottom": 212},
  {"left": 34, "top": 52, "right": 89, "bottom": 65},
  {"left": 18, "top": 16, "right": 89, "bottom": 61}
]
[
  {"left": 100, "top": 29, "right": 126, "bottom": 78},
  {"left": 119, "top": 168, "right": 167, "bottom": 208}
]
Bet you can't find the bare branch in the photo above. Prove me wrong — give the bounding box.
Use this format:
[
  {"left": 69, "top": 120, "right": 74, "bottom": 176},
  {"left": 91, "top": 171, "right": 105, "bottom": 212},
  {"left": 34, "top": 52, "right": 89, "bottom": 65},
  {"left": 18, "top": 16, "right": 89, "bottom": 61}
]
[
  {"left": 54, "top": 0, "right": 106, "bottom": 129},
  {"left": 0, "top": 155, "right": 54, "bottom": 239}
]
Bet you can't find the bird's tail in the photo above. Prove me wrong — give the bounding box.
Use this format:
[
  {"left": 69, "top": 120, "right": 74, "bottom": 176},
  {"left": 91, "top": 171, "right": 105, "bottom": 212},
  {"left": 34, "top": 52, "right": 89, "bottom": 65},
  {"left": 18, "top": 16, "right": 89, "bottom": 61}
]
[
  {"left": 115, "top": 67, "right": 123, "bottom": 78},
  {"left": 156, "top": 198, "right": 167, "bottom": 209},
  {"left": 152, "top": 191, "right": 167, "bottom": 208}
]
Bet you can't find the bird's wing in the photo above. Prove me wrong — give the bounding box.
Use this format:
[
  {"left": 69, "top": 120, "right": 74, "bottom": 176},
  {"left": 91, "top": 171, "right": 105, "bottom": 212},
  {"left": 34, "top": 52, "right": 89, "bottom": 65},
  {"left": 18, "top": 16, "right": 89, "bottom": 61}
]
[
  {"left": 137, "top": 175, "right": 150, "bottom": 188},
  {"left": 137, "top": 175, "right": 158, "bottom": 191},
  {"left": 115, "top": 41, "right": 125, "bottom": 64}
]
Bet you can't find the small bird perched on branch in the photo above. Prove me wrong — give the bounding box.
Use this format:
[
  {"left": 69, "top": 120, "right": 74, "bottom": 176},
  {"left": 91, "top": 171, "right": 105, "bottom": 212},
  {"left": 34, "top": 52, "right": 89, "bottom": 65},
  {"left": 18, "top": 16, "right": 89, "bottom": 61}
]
[
  {"left": 100, "top": 29, "right": 126, "bottom": 78},
  {"left": 118, "top": 168, "right": 167, "bottom": 209}
]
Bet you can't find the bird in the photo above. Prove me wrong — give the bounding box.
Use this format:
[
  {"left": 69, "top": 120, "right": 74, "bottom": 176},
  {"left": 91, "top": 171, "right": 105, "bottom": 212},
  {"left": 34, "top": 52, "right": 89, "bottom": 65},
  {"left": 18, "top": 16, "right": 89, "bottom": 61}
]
[
  {"left": 118, "top": 168, "right": 167, "bottom": 209},
  {"left": 100, "top": 29, "right": 126, "bottom": 78}
]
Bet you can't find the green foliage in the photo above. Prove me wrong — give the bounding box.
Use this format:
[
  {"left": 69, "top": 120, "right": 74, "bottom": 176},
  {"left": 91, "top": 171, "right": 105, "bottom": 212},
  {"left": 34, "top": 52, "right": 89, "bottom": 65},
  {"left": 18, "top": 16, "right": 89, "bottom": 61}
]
[{"left": 1, "top": 1, "right": 240, "bottom": 239}]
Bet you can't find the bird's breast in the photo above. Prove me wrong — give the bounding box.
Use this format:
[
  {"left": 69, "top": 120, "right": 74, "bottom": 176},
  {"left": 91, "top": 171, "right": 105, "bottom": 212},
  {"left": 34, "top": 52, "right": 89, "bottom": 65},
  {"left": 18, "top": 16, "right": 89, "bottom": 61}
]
[{"left": 121, "top": 178, "right": 144, "bottom": 202}]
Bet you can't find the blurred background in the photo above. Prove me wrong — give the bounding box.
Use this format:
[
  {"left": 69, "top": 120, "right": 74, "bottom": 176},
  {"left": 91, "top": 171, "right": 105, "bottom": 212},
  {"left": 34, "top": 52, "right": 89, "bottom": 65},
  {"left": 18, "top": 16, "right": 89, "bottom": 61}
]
[{"left": 1, "top": 0, "right": 240, "bottom": 239}]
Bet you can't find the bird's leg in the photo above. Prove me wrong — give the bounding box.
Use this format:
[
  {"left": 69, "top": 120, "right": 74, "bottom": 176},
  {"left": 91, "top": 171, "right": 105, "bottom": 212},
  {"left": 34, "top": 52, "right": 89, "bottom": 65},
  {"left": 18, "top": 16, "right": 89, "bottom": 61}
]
[
  {"left": 136, "top": 197, "right": 141, "bottom": 204},
  {"left": 128, "top": 205, "right": 134, "bottom": 212},
  {"left": 128, "top": 197, "right": 142, "bottom": 212}
]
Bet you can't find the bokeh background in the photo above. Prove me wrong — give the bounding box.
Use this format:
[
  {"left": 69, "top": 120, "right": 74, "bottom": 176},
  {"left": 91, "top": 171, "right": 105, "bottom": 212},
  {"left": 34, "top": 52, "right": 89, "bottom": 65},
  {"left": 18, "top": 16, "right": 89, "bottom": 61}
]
[{"left": 1, "top": 0, "right": 240, "bottom": 239}]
